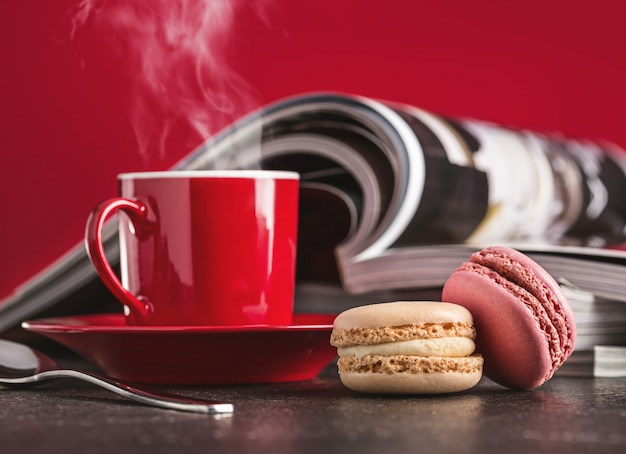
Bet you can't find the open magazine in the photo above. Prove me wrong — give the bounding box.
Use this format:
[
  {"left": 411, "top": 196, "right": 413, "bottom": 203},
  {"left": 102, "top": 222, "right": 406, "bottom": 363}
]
[{"left": 2, "top": 92, "right": 626, "bottom": 365}]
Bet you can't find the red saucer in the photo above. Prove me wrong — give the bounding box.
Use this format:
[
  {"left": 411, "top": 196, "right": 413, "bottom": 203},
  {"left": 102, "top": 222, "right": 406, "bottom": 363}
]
[{"left": 22, "top": 313, "right": 338, "bottom": 385}]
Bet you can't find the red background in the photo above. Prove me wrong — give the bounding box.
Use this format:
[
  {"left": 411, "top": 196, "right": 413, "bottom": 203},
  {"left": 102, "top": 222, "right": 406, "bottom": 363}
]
[{"left": 1, "top": 0, "right": 625, "bottom": 303}]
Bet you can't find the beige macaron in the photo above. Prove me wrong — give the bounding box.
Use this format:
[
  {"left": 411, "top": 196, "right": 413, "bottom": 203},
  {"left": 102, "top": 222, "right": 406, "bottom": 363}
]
[{"left": 330, "top": 301, "right": 484, "bottom": 394}]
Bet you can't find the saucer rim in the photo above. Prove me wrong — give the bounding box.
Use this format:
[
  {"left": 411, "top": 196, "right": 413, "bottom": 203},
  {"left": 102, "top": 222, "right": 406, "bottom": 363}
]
[{"left": 22, "top": 313, "right": 336, "bottom": 334}]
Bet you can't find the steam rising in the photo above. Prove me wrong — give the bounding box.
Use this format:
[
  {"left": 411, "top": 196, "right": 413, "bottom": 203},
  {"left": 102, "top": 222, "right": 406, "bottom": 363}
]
[{"left": 70, "top": 0, "right": 265, "bottom": 158}]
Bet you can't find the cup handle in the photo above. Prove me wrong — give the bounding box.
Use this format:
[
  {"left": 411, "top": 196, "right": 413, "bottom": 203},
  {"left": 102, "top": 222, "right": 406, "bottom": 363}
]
[{"left": 85, "top": 197, "right": 153, "bottom": 320}]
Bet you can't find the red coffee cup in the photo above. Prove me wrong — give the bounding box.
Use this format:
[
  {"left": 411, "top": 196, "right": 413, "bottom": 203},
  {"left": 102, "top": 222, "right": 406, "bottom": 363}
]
[{"left": 85, "top": 170, "right": 300, "bottom": 326}]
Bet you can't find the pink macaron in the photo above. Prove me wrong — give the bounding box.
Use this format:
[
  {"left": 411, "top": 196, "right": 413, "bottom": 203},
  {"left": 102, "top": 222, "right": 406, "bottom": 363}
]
[{"left": 441, "top": 246, "right": 576, "bottom": 389}]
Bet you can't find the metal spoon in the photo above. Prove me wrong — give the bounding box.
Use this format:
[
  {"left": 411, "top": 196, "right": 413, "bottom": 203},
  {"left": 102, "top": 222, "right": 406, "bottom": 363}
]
[{"left": 0, "top": 339, "right": 233, "bottom": 415}]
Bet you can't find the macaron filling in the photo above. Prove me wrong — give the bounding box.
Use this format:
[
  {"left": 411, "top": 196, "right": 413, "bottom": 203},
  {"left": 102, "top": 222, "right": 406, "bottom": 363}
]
[{"left": 337, "top": 337, "right": 477, "bottom": 358}]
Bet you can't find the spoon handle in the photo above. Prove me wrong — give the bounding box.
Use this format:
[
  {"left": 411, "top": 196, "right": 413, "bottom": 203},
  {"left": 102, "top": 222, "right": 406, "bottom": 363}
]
[{"left": 0, "top": 370, "right": 233, "bottom": 415}]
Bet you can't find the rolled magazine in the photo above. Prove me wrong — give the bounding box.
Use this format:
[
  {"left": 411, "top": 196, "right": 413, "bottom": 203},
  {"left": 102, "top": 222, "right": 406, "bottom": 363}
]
[{"left": 180, "top": 92, "right": 626, "bottom": 297}]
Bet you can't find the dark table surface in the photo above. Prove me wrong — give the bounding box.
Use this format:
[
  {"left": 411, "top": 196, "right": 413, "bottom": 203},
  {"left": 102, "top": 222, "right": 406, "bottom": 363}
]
[{"left": 2, "top": 350, "right": 626, "bottom": 454}]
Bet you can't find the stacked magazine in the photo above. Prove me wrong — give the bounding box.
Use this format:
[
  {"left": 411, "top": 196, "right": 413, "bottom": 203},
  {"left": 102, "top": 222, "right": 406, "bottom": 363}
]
[{"left": 2, "top": 92, "right": 625, "bottom": 376}]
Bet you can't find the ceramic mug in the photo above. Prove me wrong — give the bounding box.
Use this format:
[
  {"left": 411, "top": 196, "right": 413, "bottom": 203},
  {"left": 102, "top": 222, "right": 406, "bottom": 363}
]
[{"left": 85, "top": 170, "right": 300, "bottom": 326}]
